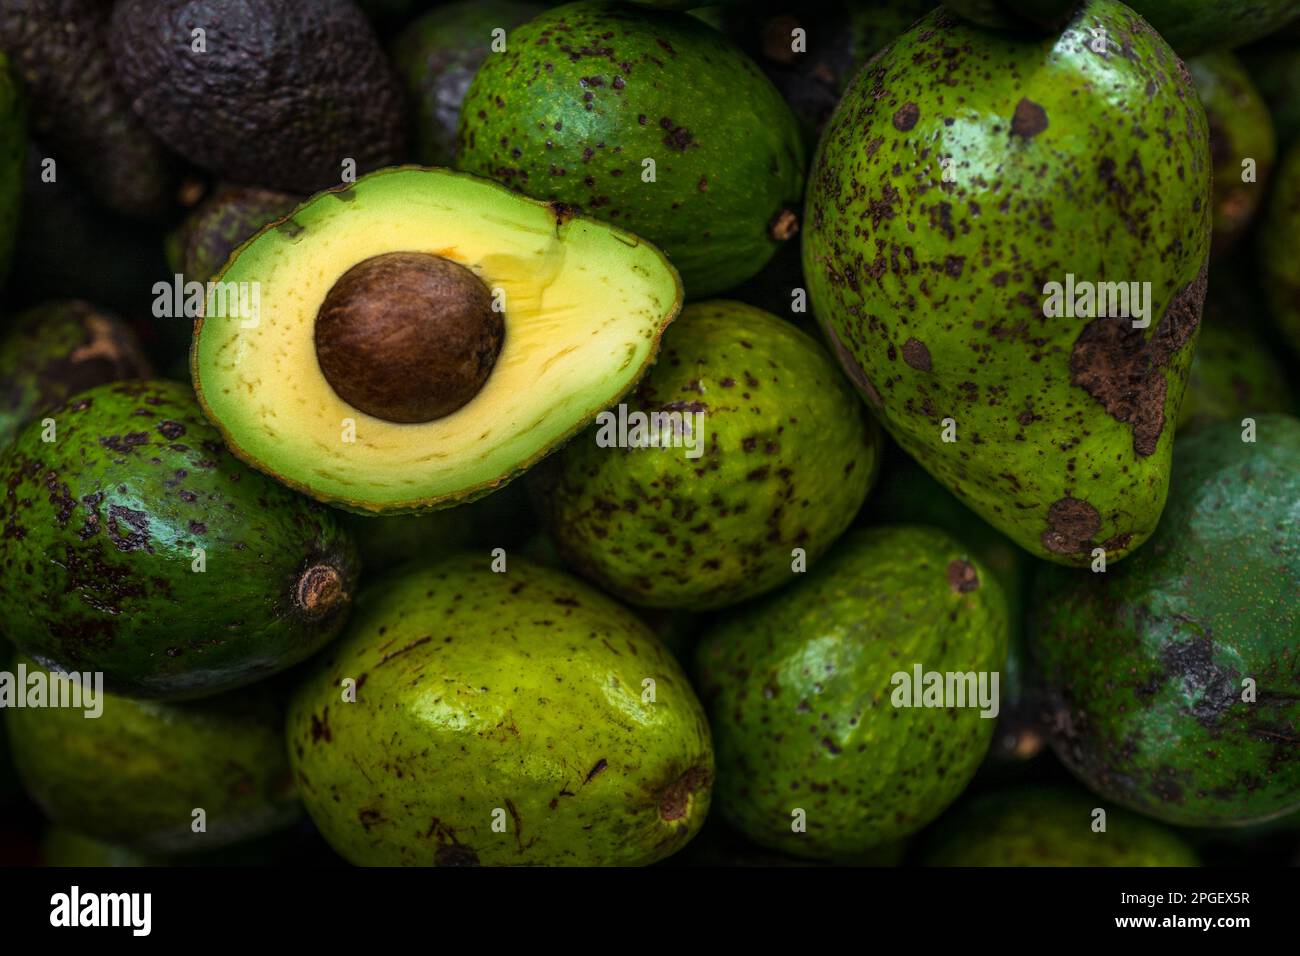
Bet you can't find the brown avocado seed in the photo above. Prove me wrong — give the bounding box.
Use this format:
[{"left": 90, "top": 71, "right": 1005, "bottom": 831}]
[{"left": 314, "top": 252, "right": 503, "bottom": 423}]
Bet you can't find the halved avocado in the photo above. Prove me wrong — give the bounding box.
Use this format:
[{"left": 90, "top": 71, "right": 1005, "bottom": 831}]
[{"left": 192, "top": 166, "right": 683, "bottom": 513}]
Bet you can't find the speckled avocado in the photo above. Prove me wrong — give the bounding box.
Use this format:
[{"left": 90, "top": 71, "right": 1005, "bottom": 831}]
[
  {"left": 1033, "top": 414, "right": 1300, "bottom": 827},
  {"left": 1178, "top": 312, "right": 1294, "bottom": 433},
  {"left": 456, "top": 1, "right": 806, "bottom": 296},
  {"left": 165, "top": 185, "right": 299, "bottom": 283},
  {"left": 7, "top": 658, "right": 300, "bottom": 855},
  {"left": 1259, "top": 144, "right": 1300, "bottom": 354},
  {"left": 392, "top": 0, "right": 544, "bottom": 166},
  {"left": 1188, "top": 51, "right": 1276, "bottom": 258},
  {"left": 289, "top": 555, "right": 713, "bottom": 866},
  {"left": 0, "top": 50, "right": 24, "bottom": 282},
  {"left": 922, "top": 786, "right": 1200, "bottom": 866},
  {"left": 803, "top": 3, "right": 1211, "bottom": 567},
  {"left": 695, "top": 525, "right": 1008, "bottom": 859},
  {"left": 535, "top": 300, "right": 879, "bottom": 610},
  {"left": 0, "top": 300, "right": 152, "bottom": 450},
  {"left": 0, "top": 379, "right": 359, "bottom": 699}
]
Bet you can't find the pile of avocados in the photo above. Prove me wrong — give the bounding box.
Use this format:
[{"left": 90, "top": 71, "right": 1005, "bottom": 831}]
[{"left": 0, "top": 0, "right": 1297, "bottom": 870}]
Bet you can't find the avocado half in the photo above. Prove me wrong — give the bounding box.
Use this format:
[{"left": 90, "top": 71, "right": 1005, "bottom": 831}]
[{"left": 192, "top": 167, "right": 683, "bottom": 513}]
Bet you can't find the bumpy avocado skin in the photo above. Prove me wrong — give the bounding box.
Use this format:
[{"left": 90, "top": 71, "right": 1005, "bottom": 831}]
[
  {"left": 1126, "top": 0, "right": 1300, "bottom": 56},
  {"left": 1033, "top": 415, "right": 1300, "bottom": 827},
  {"left": 108, "top": 0, "right": 407, "bottom": 194},
  {"left": 1260, "top": 144, "right": 1300, "bottom": 354},
  {"left": 1188, "top": 51, "right": 1276, "bottom": 258},
  {"left": 7, "top": 658, "right": 300, "bottom": 855},
  {"left": 536, "top": 300, "right": 879, "bottom": 610},
  {"left": 0, "top": 0, "right": 175, "bottom": 219},
  {"left": 1178, "top": 316, "right": 1295, "bottom": 432},
  {"left": 922, "top": 787, "right": 1200, "bottom": 866},
  {"left": 803, "top": 3, "right": 1211, "bottom": 567},
  {"left": 695, "top": 525, "right": 1008, "bottom": 859},
  {"left": 0, "top": 301, "right": 153, "bottom": 450},
  {"left": 288, "top": 556, "right": 713, "bottom": 866},
  {"left": 0, "top": 51, "right": 23, "bottom": 281},
  {"left": 456, "top": 1, "right": 805, "bottom": 296},
  {"left": 392, "top": 0, "right": 544, "bottom": 166},
  {"left": 166, "top": 186, "right": 300, "bottom": 283},
  {"left": 0, "top": 380, "right": 359, "bottom": 700}
]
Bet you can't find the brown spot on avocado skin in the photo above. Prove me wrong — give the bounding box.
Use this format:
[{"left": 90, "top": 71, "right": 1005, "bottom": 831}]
[
  {"left": 946, "top": 559, "right": 979, "bottom": 593},
  {"left": 1041, "top": 497, "right": 1101, "bottom": 555},
  {"left": 658, "top": 766, "right": 710, "bottom": 822},
  {"left": 901, "top": 338, "right": 932, "bottom": 372},
  {"left": 434, "top": 844, "right": 480, "bottom": 866},
  {"left": 1010, "top": 98, "right": 1048, "bottom": 138},
  {"left": 892, "top": 102, "right": 919, "bottom": 131}
]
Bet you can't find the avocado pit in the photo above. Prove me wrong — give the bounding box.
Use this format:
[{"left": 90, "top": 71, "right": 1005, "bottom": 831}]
[{"left": 314, "top": 252, "right": 503, "bottom": 423}]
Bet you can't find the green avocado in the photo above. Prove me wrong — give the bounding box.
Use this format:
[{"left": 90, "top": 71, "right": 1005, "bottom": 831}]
[
  {"left": 41, "top": 829, "right": 155, "bottom": 867},
  {"left": 940, "top": 1, "right": 1078, "bottom": 31},
  {"left": 1187, "top": 51, "right": 1276, "bottom": 258},
  {"left": 288, "top": 555, "right": 713, "bottom": 866},
  {"left": 7, "top": 658, "right": 301, "bottom": 855},
  {"left": 695, "top": 525, "right": 1008, "bottom": 860},
  {"left": 0, "top": 300, "right": 153, "bottom": 450},
  {"left": 1032, "top": 414, "right": 1300, "bottom": 827},
  {"left": 1259, "top": 143, "right": 1300, "bottom": 354},
  {"left": 166, "top": 186, "right": 300, "bottom": 283},
  {"left": 0, "top": 379, "right": 359, "bottom": 700},
  {"left": 1178, "top": 311, "right": 1295, "bottom": 433},
  {"left": 0, "top": 0, "right": 175, "bottom": 219},
  {"left": 0, "top": 50, "right": 23, "bottom": 281},
  {"left": 456, "top": 1, "right": 806, "bottom": 297},
  {"left": 535, "top": 300, "right": 879, "bottom": 610},
  {"left": 804, "top": 3, "right": 1210, "bottom": 567},
  {"left": 921, "top": 786, "right": 1200, "bottom": 866},
  {"left": 108, "top": 0, "right": 407, "bottom": 194},
  {"left": 392, "top": 0, "right": 545, "bottom": 167}
]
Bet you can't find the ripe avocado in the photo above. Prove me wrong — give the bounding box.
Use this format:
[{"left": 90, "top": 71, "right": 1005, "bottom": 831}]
[
  {"left": 0, "top": 300, "right": 153, "bottom": 450},
  {"left": 108, "top": 0, "right": 407, "bottom": 194},
  {"left": 1187, "top": 51, "right": 1276, "bottom": 258},
  {"left": 803, "top": 3, "right": 1210, "bottom": 567},
  {"left": 0, "top": 0, "right": 175, "bottom": 219},
  {"left": 7, "top": 658, "right": 301, "bottom": 855},
  {"left": 456, "top": 1, "right": 805, "bottom": 297},
  {"left": 0, "top": 379, "right": 359, "bottom": 699},
  {"left": 921, "top": 786, "right": 1200, "bottom": 866},
  {"left": 165, "top": 186, "right": 300, "bottom": 284},
  {"left": 392, "top": 0, "right": 545, "bottom": 166},
  {"left": 1259, "top": 144, "right": 1300, "bottom": 354},
  {"left": 694, "top": 525, "right": 1008, "bottom": 860},
  {"left": 288, "top": 556, "right": 713, "bottom": 866},
  {"left": 192, "top": 166, "right": 683, "bottom": 513},
  {"left": 535, "top": 299, "right": 879, "bottom": 610},
  {"left": 0, "top": 50, "right": 23, "bottom": 281},
  {"left": 1033, "top": 414, "right": 1300, "bottom": 827}
]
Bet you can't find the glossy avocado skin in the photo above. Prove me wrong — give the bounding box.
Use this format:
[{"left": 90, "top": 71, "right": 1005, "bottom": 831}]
[
  {"left": 1033, "top": 415, "right": 1300, "bottom": 827},
  {"left": 536, "top": 300, "right": 879, "bottom": 611},
  {"left": 392, "top": 0, "right": 545, "bottom": 166},
  {"left": 288, "top": 556, "right": 713, "bottom": 866},
  {"left": 7, "top": 659, "right": 301, "bottom": 856},
  {"left": 165, "top": 186, "right": 300, "bottom": 283},
  {"left": 922, "top": 786, "right": 1200, "bottom": 866},
  {"left": 695, "top": 525, "right": 1008, "bottom": 860},
  {"left": 1259, "top": 144, "right": 1300, "bottom": 355},
  {"left": 456, "top": 1, "right": 805, "bottom": 296},
  {"left": 0, "top": 379, "right": 359, "bottom": 700},
  {"left": 108, "top": 0, "right": 407, "bottom": 194},
  {"left": 0, "top": 0, "right": 175, "bottom": 220},
  {"left": 803, "top": 2, "right": 1210, "bottom": 567},
  {"left": 0, "top": 51, "right": 23, "bottom": 281},
  {"left": 0, "top": 300, "right": 153, "bottom": 450}
]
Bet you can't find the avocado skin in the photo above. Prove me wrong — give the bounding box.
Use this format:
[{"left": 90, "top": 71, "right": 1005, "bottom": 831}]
[
  {"left": 41, "top": 829, "right": 155, "bottom": 867},
  {"left": 922, "top": 786, "right": 1200, "bottom": 866},
  {"left": 1126, "top": 0, "right": 1300, "bottom": 56},
  {"left": 392, "top": 0, "right": 544, "bottom": 167},
  {"left": 288, "top": 556, "right": 713, "bottom": 866},
  {"left": 0, "top": 0, "right": 176, "bottom": 219},
  {"left": 536, "top": 300, "right": 879, "bottom": 611},
  {"left": 7, "top": 658, "right": 301, "bottom": 856},
  {"left": 804, "top": 3, "right": 1210, "bottom": 567},
  {"left": 1188, "top": 51, "right": 1276, "bottom": 259},
  {"left": 0, "top": 300, "right": 153, "bottom": 450},
  {"left": 1033, "top": 414, "right": 1300, "bottom": 827},
  {"left": 108, "top": 0, "right": 407, "bottom": 194},
  {"left": 1259, "top": 144, "right": 1300, "bottom": 354},
  {"left": 165, "top": 186, "right": 300, "bottom": 283},
  {"left": 456, "top": 1, "right": 805, "bottom": 297},
  {"left": 695, "top": 525, "right": 1008, "bottom": 860},
  {"left": 0, "top": 51, "right": 23, "bottom": 281},
  {"left": 0, "top": 379, "right": 359, "bottom": 700},
  {"left": 1178, "top": 313, "right": 1295, "bottom": 433}
]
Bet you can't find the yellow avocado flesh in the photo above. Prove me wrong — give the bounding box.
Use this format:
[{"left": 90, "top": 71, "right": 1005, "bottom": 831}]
[{"left": 191, "top": 167, "right": 682, "bottom": 512}]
